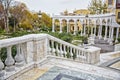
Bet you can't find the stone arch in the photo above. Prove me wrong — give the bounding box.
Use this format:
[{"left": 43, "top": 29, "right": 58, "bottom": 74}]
[
  {"left": 69, "top": 19, "right": 75, "bottom": 33},
  {"left": 61, "top": 19, "right": 67, "bottom": 32},
  {"left": 102, "top": 19, "right": 107, "bottom": 25},
  {"left": 54, "top": 19, "right": 60, "bottom": 31},
  {"left": 76, "top": 19, "right": 81, "bottom": 31}
]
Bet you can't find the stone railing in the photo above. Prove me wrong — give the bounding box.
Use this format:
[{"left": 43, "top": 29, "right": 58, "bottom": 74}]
[
  {"left": 47, "top": 35, "right": 100, "bottom": 64},
  {"left": 0, "top": 34, "right": 101, "bottom": 80}
]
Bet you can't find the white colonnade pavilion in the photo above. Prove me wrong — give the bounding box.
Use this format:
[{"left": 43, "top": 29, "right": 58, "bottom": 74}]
[{"left": 52, "top": 13, "right": 120, "bottom": 43}]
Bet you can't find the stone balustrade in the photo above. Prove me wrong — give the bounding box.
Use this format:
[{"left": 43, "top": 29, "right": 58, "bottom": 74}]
[{"left": 0, "top": 34, "right": 101, "bottom": 80}]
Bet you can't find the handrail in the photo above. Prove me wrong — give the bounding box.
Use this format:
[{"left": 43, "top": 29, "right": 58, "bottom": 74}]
[{"left": 0, "top": 33, "right": 101, "bottom": 80}]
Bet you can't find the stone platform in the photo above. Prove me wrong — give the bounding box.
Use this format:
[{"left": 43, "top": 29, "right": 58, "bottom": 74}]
[{"left": 14, "top": 56, "right": 120, "bottom": 80}]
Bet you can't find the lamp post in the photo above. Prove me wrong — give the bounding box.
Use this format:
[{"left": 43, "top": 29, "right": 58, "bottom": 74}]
[{"left": 37, "top": 11, "right": 42, "bottom": 31}]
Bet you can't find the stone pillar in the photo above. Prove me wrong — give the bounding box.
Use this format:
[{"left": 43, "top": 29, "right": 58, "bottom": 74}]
[
  {"left": 74, "top": 20, "right": 77, "bottom": 35},
  {"left": 97, "top": 25, "right": 100, "bottom": 37},
  {"left": 115, "top": 27, "right": 119, "bottom": 43},
  {"left": 67, "top": 20, "right": 69, "bottom": 33},
  {"left": 81, "top": 23, "right": 83, "bottom": 36},
  {"left": 91, "top": 25, "right": 93, "bottom": 36},
  {"left": 5, "top": 46, "right": 15, "bottom": 72},
  {"left": 84, "top": 25, "right": 86, "bottom": 35},
  {"left": 104, "top": 24, "right": 108, "bottom": 40},
  {"left": 0, "top": 48, "right": 5, "bottom": 80},
  {"left": 33, "top": 39, "right": 46, "bottom": 63},
  {"left": 94, "top": 23, "right": 96, "bottom": 37},
  {"left": 52, "top": 19, "right": 55, "bottom": 32},
  {"left": 109, "top": 27, "right": 111, "bottom": 39},
  {"left": 60, "top": 20, "right": 62, "bottom": 33},
  {"left": 15, "top": 44, "right": 24, "bottom": 67},
  {"left": 111, "top": 27, "right": 114, "bottom": 40},
  {"left": 99, "top": 24, "right": 102, "bottom": 39}
]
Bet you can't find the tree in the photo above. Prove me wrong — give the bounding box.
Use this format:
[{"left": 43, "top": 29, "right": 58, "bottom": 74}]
[
  {"left": 10, "top": 2, "right": 28, "bottom": 32},
  {"left": 88, "top": 0, "right": 108, "bottom": 14},
  {"left": 0, "top": 0, "right": 14, "bottom": 33},
  {"left": 41, "top": 12, "right": 52, "bottom": 28}
]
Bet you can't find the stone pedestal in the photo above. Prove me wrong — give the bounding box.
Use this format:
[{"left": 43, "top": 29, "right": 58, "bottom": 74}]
[{"left": 114, "top": 44, "right": 120, "bottom": 51}]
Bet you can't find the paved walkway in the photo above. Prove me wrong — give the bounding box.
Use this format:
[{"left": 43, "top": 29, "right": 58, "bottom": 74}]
[
  {"left": 92, "top": 39, "right": 114, "bottom": 53},
  {"left": 14, "top": 57, "right": 120, "bottom": 80}
]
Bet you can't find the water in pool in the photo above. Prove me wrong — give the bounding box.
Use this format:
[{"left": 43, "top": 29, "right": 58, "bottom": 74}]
[{"left": 37, "top": 66, "right": 112, "bottom": 80}]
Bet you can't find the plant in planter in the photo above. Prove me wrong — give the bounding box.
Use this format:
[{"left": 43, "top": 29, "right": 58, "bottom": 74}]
[{"left": 82, "top": 36, "right": 88, "bottom": 44}]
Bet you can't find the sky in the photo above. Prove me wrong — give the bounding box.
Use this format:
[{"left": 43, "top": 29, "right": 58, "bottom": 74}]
[{"left": 16, "top": 0, "right": 91, "bottom": 15}]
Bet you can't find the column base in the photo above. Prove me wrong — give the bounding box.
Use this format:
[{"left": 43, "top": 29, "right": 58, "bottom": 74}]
[
  {"left": 104, "top": 37, "right": 107, "bottom": 40},
  {"left": 73, "top": 32, "right": 76, "bottom": 35},
  {"left": 0, "top": 70, "right": 5, "bottom": 78},
  {"left": 15, "top": 62, "right": 24, "bottom": 67},
  {"left": 59, "top": 31, "right": 62, "bottom": 33},
  {"left": 52, "top": 30, "right": 55, "bottom": 32},
  {"left": 99, "top": 35, "right": 102, "bottom": 39},
  {"left": 5, "top": 66, "right": 15, "bottom": 72},
  {"left": 115, "top": 40, "right": 118, "bottom": 43}
]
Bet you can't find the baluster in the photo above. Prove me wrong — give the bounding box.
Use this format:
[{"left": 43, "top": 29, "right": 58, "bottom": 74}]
[
  {"left": 60, "top": 44, "right": 63, "bottom": 57},
  {"left": 76, "top": 49, "right": 79, "bottom": 61},
  {"left": 5, "top": 46, "right": 15, "bottom": 72},
  {"left": 48, "top": 40, "right": 52, "bottom": 55},
  {"left": 82, "top": 51, "right": 85, "bottom": 63},
  {"left": 56, "top": 43, "right": 60, "bottom": 56},
  {"left": 15, "top": 44, "right": 24, "bottom": 67},
  {"left": 66, "top": 46, "right": 70, "bottom": 58},
  {"left": 63, "top": 45, "right": 67, "bottom": 58},
  {"left": 81, "top": 50, "right": 84, "bottom": 62},
  {"left": 85, "top": 52, "right": 88, "bottom": 63},
  {"left": 78, "top": 50, "right": 81, "bottom": 61},
  {"left": 51, "top": 40, "right": 55, "bottom": 55},
  {"left": 70, "top": 47, "right": 73, "bottom": 58},
  {"left": 0, "top": 48, "right": 5, "bottom": 79},
  {"left": 79, "top": 50, "right": 82, "bottom": 61},
  {"left": 73, "top": 48, "right": 76, "bottom": 60}
]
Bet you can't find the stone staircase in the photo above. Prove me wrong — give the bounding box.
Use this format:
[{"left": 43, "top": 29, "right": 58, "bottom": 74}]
[{"left": 92, "top": 38, "right": 114, "bottom": 53}]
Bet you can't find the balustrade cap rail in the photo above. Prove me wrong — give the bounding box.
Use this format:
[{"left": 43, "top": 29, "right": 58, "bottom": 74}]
[{"left": 0, "top": 34, "right": 101, "bottom": 52}]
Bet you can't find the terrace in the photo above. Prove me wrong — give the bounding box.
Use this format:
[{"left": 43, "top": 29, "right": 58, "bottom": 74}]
[{"left": 0, "top": 34, "right": 120, "bottom": 80}]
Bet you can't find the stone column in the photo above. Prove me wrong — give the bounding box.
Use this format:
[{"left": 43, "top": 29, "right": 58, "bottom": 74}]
[
  {"left": 99, "top": 24, "right": 102, "bottom": 39},
  {"left": 115, "top": 27, "right": 119, "bottom": 43},
  {"left": 74, "top": 20, "right": 77, "bottom": 35},
  {"left": 109, "top": 27, "right": 111, "bottom": 39},
  {"left": 67, "top": 20, "right": 69, "bottom": 33},
  {"left": 94, "top": 23, "right": 96, "bottom": 37},
  {"left": 97, "top": 25, "right": 100, "bottom": 37},
  {"left": 5, "top": 46, "right": 15, "bottom": 72},
  {"left": 59, "top": 20, "right": 62, "bottom": 33},
  {"left": 81, "top": 23, "right": 83, "bottom": 36},
  {"left": 104, "top": 24, "right": 108, "bottom": 40},
  {"left": 84, "top": 24, "right": 86, "bottom": 35},
  {"left": 52, "top": 19, "right": 55, "bottom": 32},
  {"left": 91, "top": 25, "right": 93, "bottom": 36},
  {"left": 111, "top": 27, "right": 114, "bottom": 40}
]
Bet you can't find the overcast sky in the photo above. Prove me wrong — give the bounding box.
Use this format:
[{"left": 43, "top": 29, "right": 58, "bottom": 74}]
[{"left": 16, "top": 0, "right": 91, "bottom": 15}]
